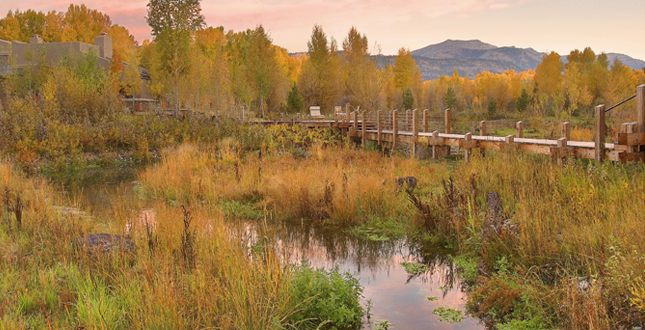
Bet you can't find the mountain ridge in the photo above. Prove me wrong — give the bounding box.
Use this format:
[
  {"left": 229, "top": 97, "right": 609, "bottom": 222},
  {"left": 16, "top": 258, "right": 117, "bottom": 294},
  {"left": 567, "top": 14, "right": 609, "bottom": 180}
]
[
  {"left": 409, "top": 40, "right": 644, "bottom": 80},
  {"left": 289, "top": 40, "right": 645, "bottom": 81}
]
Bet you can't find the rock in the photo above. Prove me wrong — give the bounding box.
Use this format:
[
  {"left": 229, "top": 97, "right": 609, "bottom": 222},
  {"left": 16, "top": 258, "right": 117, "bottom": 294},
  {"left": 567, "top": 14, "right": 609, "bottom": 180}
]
[
  {"left": 486, "top": 191, "right": 502, "bottom": 223},
  {"left": 482, "top": 191, "right": 518, "bottom": 240},
  {"left": 482, "top": 192, "right": 501, "bottom": 242},
  {"left": 73, "top": 233, "right": 134, "bottom": 254},
  {"left": 394, "top": 176, "right": 418, "bottom": 192},
  {"left": 578, "top": 279, "right": 590, "bottom": 291}
]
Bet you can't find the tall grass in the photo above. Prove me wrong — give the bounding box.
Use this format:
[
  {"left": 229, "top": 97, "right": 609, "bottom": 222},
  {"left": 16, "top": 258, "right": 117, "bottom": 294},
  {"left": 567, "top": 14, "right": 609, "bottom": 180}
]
[
  {"left": 137, "top": 143, "right": 448, "bottom": 231},
  {"left": 0, "top": 160, "right": 364, "bottom": 329},
  {"left": 137, "top": 141, "right": 645, "bottom": 328},
  {"left": 437, "top": 152, "right": 644, "bottom": 328}
]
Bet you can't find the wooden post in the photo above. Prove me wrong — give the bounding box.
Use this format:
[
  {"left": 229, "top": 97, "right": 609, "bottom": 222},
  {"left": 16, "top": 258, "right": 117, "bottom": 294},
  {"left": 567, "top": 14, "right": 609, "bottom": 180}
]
[
  {"left": 392, "top": 110, "right": 399, "bottom": 149},
  {"left": 352, "top": 111, "right": 357, "bottom": 132},
  {"left": 432, "top": 131, "right": 439, "bottom": 159},
  {"left": 464, "top": 132, "right": 472, "bottom": 163},
  {"left": 444, "top": 109, "right": 451, "bottom": 156},
  {"left": 297, "top": 113, "right": 300, "bottom": 122},
  {"left": 504, "top": 135, "right": 515, "bottom": 150},
  {"left": 637, "top": 85, "right": 645, "bottom": 133},
  {"left": 377, "top": 110, "right": 382, "bottom": 145},
  {"left": 479, "top": 120, "right": 486, "bottom": 157},
  {"left": 562, "top": 122, "right": 570, "bottom": 141},
  {"left": 637, "top": 85, "right": 645, "bottom": 153},
  {"left": 516, "top": 121, "right": 523, "bottom": 138},
  {"left": 626, "top": 122, "right": 636, "bottom": 154},
  {"left": 479, "top": 120, "right": 486, "bottom": 136},
  {"left": 361, "top": 111, "right": 367, "bottom": 149},
  {"left": 556, "top": 137, "right": 567, "bottom": 167},
  {"left": 595, "top": 105, "right": 606, "bottom": 163},
  {"left": 412, "top": 109, "right": 419, "bottom": 157},
  {"left": 345, "top": 104, "right": 349, "bottom": 124},
  {"left": 423, "top": 109, "right": 429, "bottom": 132},
  {"left": 280, "top": 113, "right": 283, "bottom": 121}
]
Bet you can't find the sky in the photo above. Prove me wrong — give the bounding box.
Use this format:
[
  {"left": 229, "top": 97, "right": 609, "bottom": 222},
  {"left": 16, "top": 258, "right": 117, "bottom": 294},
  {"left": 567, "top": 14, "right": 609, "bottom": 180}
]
[{"left": 2, "top": 0, "right": 645, "bottom": 60}]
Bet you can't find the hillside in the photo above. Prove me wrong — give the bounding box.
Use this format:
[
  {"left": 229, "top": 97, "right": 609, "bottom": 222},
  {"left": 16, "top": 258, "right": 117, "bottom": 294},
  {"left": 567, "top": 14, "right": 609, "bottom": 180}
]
[{"left": 604, "top": 53, "right": 644, "bottom": 70}]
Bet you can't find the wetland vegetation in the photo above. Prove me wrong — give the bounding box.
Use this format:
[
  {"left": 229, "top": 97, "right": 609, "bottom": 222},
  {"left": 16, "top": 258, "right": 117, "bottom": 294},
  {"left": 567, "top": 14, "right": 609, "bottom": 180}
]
[
  {"left": 1, "top": 2, "right": 644, "bottom": 329},
  {"left": 1, "top": 119, "right": 644, "bottom": 328}
]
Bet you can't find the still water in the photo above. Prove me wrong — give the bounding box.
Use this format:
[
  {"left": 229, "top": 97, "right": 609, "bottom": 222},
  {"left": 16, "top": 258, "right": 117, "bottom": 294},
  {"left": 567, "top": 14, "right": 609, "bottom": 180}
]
[{"left": 55, "top": 169, "right": 484, "bottom": 330}]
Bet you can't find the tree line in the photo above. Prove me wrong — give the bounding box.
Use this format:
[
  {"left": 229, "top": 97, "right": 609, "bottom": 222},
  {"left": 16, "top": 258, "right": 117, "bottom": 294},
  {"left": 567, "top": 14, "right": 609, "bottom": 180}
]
[{"left": 1, "top": 2, "right": 644, "bottom": 121}]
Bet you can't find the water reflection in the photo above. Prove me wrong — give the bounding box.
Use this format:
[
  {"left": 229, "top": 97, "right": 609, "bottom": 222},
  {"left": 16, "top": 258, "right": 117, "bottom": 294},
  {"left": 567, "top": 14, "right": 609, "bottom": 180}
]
[
  {"left": 233, "top": 221, "right": 484, "bottom": 330},
  {"left": 52, "top": 168, "right": 483, "bottom": 330}
]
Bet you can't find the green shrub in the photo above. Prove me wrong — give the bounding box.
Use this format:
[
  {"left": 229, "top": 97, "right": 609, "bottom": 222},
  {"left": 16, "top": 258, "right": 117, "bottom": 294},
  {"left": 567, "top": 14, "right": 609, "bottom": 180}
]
[{"left": 288, "top": 265, "right": 364, "bottom": 330}]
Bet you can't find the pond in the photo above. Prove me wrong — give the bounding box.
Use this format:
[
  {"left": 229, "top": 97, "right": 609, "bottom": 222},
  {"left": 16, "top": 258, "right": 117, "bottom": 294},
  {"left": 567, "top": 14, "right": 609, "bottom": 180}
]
[{"left": 53, "top": 167, "right": 485, "bottom": 330}]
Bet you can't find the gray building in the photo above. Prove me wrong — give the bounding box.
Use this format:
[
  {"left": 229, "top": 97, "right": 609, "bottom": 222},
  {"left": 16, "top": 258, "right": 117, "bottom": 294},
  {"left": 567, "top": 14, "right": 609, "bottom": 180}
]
[{"left": 0, "top": 33, "right": 153, "bottom": 101}]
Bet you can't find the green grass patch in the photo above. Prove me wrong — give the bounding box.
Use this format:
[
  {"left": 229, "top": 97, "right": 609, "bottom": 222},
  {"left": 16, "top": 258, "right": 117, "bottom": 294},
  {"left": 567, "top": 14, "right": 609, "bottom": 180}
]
[{"left": 288, "top": 265, "right": 364, "bottom": 330}]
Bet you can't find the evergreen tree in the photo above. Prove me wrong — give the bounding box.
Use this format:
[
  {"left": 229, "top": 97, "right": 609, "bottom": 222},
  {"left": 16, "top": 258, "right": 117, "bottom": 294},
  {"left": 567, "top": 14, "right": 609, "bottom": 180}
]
[
  {"left": 402, "top": 87, "right": 414, "bottom": 110},
  {"left": 516, "top": 88, "right": 529, "bottom": 112},
  {"left": 443, "top": 86, "right": 457, "bottom": 109},
  {"left": 487, "top": 99, "right": 497, "bottom": 119},
  {"left": 287, "top": 83, "right": 305, "bottom": 114}
]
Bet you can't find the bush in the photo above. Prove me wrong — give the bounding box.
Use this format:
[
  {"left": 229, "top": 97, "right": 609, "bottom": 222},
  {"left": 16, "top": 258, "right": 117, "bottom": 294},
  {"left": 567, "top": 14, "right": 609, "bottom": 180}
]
[{"left": 288, "top": 265, "right": 364, "bottom": 330}]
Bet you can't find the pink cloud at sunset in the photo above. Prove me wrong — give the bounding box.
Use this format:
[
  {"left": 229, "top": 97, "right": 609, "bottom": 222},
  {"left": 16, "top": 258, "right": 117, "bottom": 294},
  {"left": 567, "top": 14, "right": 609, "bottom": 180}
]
[{"left": 1, "top": 0, "right": 644, "bottom": 59}]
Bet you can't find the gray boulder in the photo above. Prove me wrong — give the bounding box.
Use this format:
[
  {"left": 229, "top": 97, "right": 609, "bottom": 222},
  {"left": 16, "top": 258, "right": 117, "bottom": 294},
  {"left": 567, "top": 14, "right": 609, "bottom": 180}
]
[
  {"left": 394, "top": 176, "right": 418, "bottom": 192},
  {"left": 73, "top": 233, "right": 134, "bottom": 254},
  {"left": 483, "top": 191, "right": 518, "bottom": 242}
]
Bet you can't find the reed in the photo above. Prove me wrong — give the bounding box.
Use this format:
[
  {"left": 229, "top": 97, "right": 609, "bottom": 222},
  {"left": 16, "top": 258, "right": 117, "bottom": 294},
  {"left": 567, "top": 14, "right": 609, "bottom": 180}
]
[
  {"left": 138, "top": 141, "right": 645, "bottom": 328},
  {"left": 0, "top": 160, "right": 364, "bottom": 329}
]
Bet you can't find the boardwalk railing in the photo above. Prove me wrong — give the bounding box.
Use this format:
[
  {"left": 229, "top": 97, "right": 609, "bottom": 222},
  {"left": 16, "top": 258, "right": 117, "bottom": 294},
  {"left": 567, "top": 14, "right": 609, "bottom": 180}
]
[{"left": 263, "top": 85, "right": 645, "bottom": 164}]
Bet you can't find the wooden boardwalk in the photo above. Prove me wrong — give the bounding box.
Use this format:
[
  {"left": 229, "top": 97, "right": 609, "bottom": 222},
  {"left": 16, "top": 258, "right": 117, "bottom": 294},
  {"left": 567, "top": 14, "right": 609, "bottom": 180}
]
[{"left": 261, "top": 85, "right": 645, "bottom": 164}]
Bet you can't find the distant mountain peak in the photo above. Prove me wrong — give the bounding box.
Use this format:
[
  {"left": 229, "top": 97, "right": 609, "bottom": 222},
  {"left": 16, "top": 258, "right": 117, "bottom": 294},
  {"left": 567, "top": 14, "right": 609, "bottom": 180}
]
[
  {"left": 409, "top": 39, "right": 541, "bottom": 80},
  {"left": 413, "top": 39, "right": 497, "bottom": 56}
]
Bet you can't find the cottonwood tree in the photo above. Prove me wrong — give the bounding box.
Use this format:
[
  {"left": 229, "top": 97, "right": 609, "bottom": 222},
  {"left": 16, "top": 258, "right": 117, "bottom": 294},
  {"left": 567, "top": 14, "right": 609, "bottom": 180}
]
[
  {"left": 146, "top": 0, "right": 205, "bottom": 110},
  {"left": 111, "top": 28, "right": 142, "bottom": 98},
  {"left": 342, "top": 26, "right": 384, "bottom": 111},
  {"left": 179, "top": 26, "right": 231, "bottom": 114},
  {"left": 226, "top": 26, "right": 290, "bottom": 117},
  {"left": 606, "top": 59, "right": 637, "bottom": 122},
  {"left": 62, "top": 4, "right": 111, "bottom": 43},
  {"left": 391, "top": 48, "right": 423, "bottom": 109},
  {"left": 298, "top": 24, "right": 341, "bottom": 113},
  {"left": 0, "top": 6, "right": 110, "bottom": 43},
  {"left": 534, "top": 51, "right": 564, "bottom": 116},
  {"left": 247, "top": 26, "right": 285, "bottom": 117}
]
